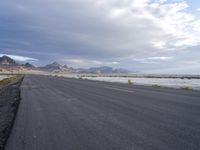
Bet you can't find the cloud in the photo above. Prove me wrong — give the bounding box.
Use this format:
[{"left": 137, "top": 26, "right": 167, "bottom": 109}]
[
  {"left": 62, "top": 58, "right": 119, "bottom": 68},
  {"left": 147, "top": 56, "right": 173, "bottom": 60},
  {"left": 0, "top": 54, "right": 38, "bottom": 62},
  {"left": 1, "top": 1, "right": 200, "bottom": 54},
  {"left": 132, "top": 56, "right": 173, "bottom": 62},
  {"left": 0, "top": 0, "right": 200, "bottom": 72}
]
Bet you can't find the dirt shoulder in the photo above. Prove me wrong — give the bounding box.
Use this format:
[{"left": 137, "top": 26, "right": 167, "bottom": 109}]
[{"left": 0, "top": 76, "right": 23, "bottom": 150}]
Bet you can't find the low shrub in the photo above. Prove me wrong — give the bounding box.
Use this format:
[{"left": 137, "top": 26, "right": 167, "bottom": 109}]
[
  {"left": 152, "top": 84, "right": 161, "bottom": 88},
  {"left": 0, "top": 75, "right": 24, "bottom": 86},
  {"left": 128, "top": 79, "right": 133, "bottom": 85},
  {"left": 180, "top": 87, "right": 192, "bottom": 90}
]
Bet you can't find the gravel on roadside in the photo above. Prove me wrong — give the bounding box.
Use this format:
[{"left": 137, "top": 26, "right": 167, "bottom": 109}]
[{"left": 0, "top": 78, "right": 23, "bottom": 150}]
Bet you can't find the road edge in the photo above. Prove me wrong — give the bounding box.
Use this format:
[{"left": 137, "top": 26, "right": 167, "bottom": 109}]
[{"left": 0, "top": 77, "right": 24, "bottom": 150}]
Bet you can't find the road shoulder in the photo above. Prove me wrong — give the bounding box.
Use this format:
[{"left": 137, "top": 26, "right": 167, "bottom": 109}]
[{"left": 0, "top": 77, "right": 23, "bottom": 150}]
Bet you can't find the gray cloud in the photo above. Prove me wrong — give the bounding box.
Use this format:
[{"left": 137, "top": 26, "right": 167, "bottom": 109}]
[{"left": 0, "top": 0, "right": 200, "bottom": 73}]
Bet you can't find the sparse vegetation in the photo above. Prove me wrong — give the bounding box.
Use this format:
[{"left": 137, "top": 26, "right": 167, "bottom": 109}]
[
  {"left": 0, "top": 75, "right": 23, "bottom": 149},
  {"left": 0, "top": 75, "right": 24, "bottom": 86},
  {"left": 180, "top": 86, "right": 192, "bottom": 90},
  {"left": 128, "top": 79, "right": 133, "bottom": 85},
  {"left": 152, "top": 84, "right": 161, "bottom": 88}
]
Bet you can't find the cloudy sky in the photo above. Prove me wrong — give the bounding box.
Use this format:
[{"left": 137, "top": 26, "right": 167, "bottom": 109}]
[{"left": 0, "top": 0, "right": 200, "bottom": 73}]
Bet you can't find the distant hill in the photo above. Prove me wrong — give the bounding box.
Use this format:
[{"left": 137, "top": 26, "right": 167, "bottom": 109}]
[
  {"left": 0, "top": 55, "right": 36, "bottom": 73},
  {"left": 0, "top": 56, "right": 17, "bottom": 66},
  {"left": 22, "top": 63, "right": 36, "bottom": 69},
  {"left": 39, "top": 62, "right": 62, "bottom": 71},
  {"left": 77, "top": 66, "right": 129, "bottom": 74},
  {"left": 38, "top": 62, "right": 129, "bottom": 74},
  {"left": 88, "top": 66, "right": 113, "bottom": 74},
  {"left": 0, "top": 55, "right": 130, "bottom": 74},
  {"left": 38, "top": 62, "right": 74, "bottom": 73}
]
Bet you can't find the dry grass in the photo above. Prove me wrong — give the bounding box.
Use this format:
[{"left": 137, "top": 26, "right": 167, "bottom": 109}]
[
  {"left": 0, "top": 75, "right": 24, "bottom": 86},
  {"left": 180, "top": 86, "right": 192, "bottom": 90},
  {"left": 152, "top": 84, "right": 161, "bottom": 88},
  {"left": 128, "top": 79, "right": 133, "bottom": 85}
]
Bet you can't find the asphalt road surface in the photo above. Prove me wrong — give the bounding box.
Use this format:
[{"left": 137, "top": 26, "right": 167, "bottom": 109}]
[{"left": 5, "top": 75, "right": 200, "bottom": 150}]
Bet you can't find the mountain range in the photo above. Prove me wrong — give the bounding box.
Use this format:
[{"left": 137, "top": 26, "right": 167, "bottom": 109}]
[{"left": 0, "top": 55, "right": 129, "bottom": 74}]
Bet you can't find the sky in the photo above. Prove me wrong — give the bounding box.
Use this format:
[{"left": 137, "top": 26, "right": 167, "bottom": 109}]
[{"left": 0, "top": 0, "right": 200, "bottom": 73}]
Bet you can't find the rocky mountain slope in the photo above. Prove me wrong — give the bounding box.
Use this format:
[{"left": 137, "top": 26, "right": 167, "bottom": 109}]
[
  {"left": 0, "top": 56, "right": 17, "bottom": 66},
  {"left": 0, "top": 55, "right": 129, "bottom": 74}
]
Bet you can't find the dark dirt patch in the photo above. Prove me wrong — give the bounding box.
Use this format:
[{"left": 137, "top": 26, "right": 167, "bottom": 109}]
[{"left": 0, "top": 78, "right": 23, "bottom": 150}]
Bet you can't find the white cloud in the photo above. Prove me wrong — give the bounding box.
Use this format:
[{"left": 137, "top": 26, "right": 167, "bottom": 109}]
[
  {"left": 60, "top": 0, "right": 200, "bottom": 57},
  {"left": 109, "top": 8, "right": 126, "bottom": 18},
  {"left": 147, "top": 56, "right": 173, "bottom": 60},
  {"left": 0, "top": 54, "right": 38, "bottom": 62},
  {"left": 191, "top": 20, "right": 200, "bottom": 32},
  {"left": 152, "top": 41, "right": 166, "bottom": 49},
  {"left": 157, "top": 0, "right": 167, "bottom": 4},
  {"left": 62, "top": 58, "right": 119, "bottom": 68},
  {"left": 132, "top": 56, "right": 173, "bottom": 62}
]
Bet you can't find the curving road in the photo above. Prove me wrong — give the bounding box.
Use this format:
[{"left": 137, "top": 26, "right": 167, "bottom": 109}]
[{"left": 5, "top": 75, "right": 200, "bottom": 150}]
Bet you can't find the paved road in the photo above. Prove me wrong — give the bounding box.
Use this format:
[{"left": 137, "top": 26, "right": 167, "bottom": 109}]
[{"left": 5, "top": 75, "right": 200, "bottom": 150}]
